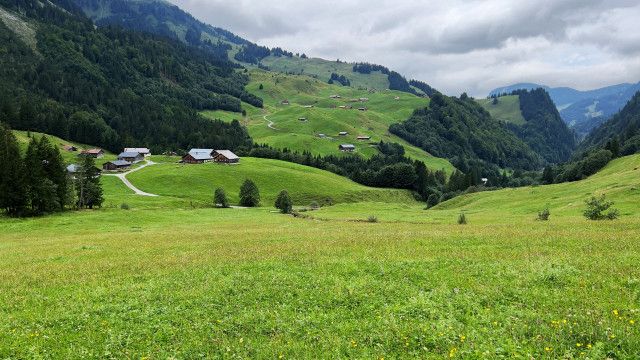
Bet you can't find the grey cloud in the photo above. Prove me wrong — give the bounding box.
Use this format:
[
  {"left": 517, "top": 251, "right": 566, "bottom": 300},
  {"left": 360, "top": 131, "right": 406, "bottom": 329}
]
[{"left": 167, "top": 0, "right": 640, "bottom": 96}]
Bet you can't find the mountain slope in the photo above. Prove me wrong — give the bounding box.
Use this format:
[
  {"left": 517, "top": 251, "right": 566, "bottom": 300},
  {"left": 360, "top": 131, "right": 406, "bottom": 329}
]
[
  {"left": 0, "top": 0, "right": 256, "bottom": 153},
  {"left": 389, "top": 93, "right": 541, "bottom": 172},
  {"left": 203, "top": 70, "right": 454, "bottom": 172},
  {"left": 489, "top": 82, "right": 640, "bottom": 137},
  {"left": 506, "top": 89, "right": 576, "bottom": 163},
  {"left": 476, "top": 95, "right": 526, "bottom": 125},
  {"left": 581, "top": 91, "right": 640, "bottom": 156},
  {"left": 70, "top": 0, "right": 437, "bottom": 96}
]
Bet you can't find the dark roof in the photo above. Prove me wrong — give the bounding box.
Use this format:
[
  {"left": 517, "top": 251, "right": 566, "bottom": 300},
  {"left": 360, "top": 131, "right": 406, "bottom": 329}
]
[
  {"left": 118, "top": 151, "right": 142, "bottom": 158},
  {"left": 106, "top": 160, "right": 132, "bottom": 167},
  {"left": 340, "top": 144, "right": 356, "bottom": 149}
]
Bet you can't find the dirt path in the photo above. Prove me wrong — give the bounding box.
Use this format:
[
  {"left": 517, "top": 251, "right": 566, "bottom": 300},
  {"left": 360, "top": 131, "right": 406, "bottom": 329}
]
[
  {"left": 264, "top": 114, "right": 277, "bottom": 130},
  {"left": 104, "top": 160, "right": 159, "bottom": 197}
]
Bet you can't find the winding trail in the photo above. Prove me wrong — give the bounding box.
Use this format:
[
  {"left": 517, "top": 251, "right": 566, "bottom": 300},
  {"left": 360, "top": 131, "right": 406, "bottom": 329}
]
[
  {"left": 104, "top": 160, "right": 159, "bottom": 197},
  {"left": 264, "top": 114, "right": 277, "bottom": 130}
]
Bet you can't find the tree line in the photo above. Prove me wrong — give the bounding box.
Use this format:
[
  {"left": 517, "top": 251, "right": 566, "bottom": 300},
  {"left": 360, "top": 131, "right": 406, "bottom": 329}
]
[
  {"left": 0, "top": 0, "right": 258, "bottom": 154},
  {"left": 0, "top": 124, "right": 103, "bottom": 217}
]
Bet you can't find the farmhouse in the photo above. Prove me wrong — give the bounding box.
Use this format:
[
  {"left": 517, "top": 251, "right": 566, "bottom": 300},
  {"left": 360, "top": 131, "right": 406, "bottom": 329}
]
[
  {"left": 118, "top": 151, "right": 144, "bottom": 163},
  {"left": 359, "top": 97, "right": 369, "bottom": 102},
  {"left": 182, "top": 149, "right": 214, "bottom": 164},
  {"left": 213, "top": 150, "right": 240, "bottom": 164},
  {"left": 339, "top": 131, "right": 348, "bottom": 136},
  {"left": 318, "top": 133, "right": 326, "bottom": 138},
  {"left": 102, "top": 160, "right": 131, "bottom": 171},
  {"left": 67, "top": 164, "right": 101, "bottom": 177},
  {"left": 281, "top": 99, "right": 290, "bottom": 105},
  {"left": 339, "top": 144, "right": 356, "bottom": 152},
  {"left": 356, "top": 136, "right": 371, "bottom": 141},
  {"left": 124, "top": 148, "right": 151, "bottom": 157},
  {"left": 79, "top": 149, "right": 104, "bottom": 158},
  {"left": 358, "top": 107, "right": 368, "bottom": 111},
  {"left": 338, "top": 105, "right": 347, "bottom": 109},
  {"left": 298, "top": 117, "right": 307, "bottom": 121}
]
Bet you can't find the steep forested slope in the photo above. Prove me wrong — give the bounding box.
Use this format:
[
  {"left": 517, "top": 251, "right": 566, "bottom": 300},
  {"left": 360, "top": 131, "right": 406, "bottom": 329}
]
[
  {"left": 507, "top": 89, "right": 576, "bottom": 163},
  {"left": 581, "top": 91, "right": 640, "bottom": 156},
  {"left": 390, "top": 93, "right": 541, "bottom": 172},
  {"left": 0, "top": 0, "right": 257, "bottom": 152}
]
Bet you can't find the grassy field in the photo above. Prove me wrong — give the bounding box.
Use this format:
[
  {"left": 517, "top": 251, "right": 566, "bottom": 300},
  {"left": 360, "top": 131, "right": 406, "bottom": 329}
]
[
  {"left": 201, "top": 70, "right": 454, "bottom": 173},
  {"left": 260, "top": 56, "right": 391, "bottom": 90},
  {"left": 1, "top": 150, "right": 640, "bottom": 358},
  {"left": 125, "top": 157, "right": 416, "bottom": 206},
  {"left": 13, "top": 130, "right": 117, "bottom": 164},
  {"left": 477, "top": 95, "right": 526, "bottom": 125}
]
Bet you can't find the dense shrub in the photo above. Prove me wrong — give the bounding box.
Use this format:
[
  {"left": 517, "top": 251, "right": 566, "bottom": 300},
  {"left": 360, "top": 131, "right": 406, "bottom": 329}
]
[
  {"left": 583, "top": 195, "right": 619, "bottom": 220},
  {"left": 214, "top": 187, "right": 229, "bottom": 208},
  {"left": 274, "top": 190, "right": 293, "bottom": 214}
]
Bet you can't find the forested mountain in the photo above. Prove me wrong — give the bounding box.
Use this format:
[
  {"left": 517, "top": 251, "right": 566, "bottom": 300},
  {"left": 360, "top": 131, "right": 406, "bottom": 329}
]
[
  {"left": 389, "top": 93, "right": 541, "bottom": 172},
  {"left": 490, "top": 82, "right": 640, "bottom": 138},
  {"left": 505, "top": 89, "right": 576, "bottom": 163},
  {"left": 0, "top": 0, "right": 256, "bottom": 153},
  {"left": 69, "top": 0, "right": 438, "bottom": 95},
  {"left": 580, "top": 91, "right": 640, "bottom": 156}
]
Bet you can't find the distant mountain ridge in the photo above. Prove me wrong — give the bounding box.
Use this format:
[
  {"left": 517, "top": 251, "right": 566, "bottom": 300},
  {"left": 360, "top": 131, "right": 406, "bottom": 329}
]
[{"left": 489, "top": 82, "right": 640, "bottom": 138}]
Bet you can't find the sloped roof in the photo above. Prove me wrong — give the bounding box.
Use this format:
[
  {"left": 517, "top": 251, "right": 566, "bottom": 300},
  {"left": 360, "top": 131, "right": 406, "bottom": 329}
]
[
  {"left": 214, "top": 150, "right": 239, "bottom": 160},
  {"left": 106, "top": 160, "right": 132, "bottom": 167},
  {"left": 82, "top": 148, "right": 103, "bottom": 154},
  {"left": 118, "top": 151, "right": 142, "bottom": 158},
  {"left": 124, "top": 147, "right": 150, "bottom": 154},
  {"left": 187, "top": 149, "right": 214, "bottom": 160},
  {"left": 340, "top": 144, "right": 356, "bottom": 149}
]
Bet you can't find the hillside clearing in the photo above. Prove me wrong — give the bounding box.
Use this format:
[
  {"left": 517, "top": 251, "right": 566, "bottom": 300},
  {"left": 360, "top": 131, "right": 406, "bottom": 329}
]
[{"left": 477, "top": 95, "right": 526, "bottom": 125}]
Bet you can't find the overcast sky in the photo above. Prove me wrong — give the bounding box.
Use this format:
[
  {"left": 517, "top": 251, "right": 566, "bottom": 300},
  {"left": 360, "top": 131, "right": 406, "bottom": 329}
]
[{"left": 169, "top": 0, "right": 640, "bottom": 96}]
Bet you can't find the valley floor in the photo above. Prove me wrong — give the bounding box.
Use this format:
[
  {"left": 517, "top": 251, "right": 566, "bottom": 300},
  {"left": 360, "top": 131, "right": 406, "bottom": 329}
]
[{"left": 1, "top": 155, "right": 640, "bottom": 358}]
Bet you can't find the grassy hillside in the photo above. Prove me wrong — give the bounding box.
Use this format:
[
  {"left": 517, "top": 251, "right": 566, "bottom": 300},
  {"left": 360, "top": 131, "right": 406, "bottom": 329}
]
[
  {"left": 125, "top": 157, "right": 416, "bottom": 206},
  {"left": 314, "top": 153, "right": 640, "bottom": 223},
  {"left": 202, "top": 70, "right": 454, "bottom": 173},
  {"left": 476, "top": 95, "right": 526, "bottom": 125},
  {"left": 260, "top": 56, "right": 390, "bottom": 90},
  {"left": 2, "top": 155, "right": 640, "bottom": 357},
  {"left": 13, "top": 130, "right": 117, "bottom": 164}
]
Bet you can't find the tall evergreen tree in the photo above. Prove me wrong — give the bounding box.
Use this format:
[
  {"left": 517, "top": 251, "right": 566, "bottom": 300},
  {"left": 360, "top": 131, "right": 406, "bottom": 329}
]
[
  {"left": 0, "top": 123, "right": 26, "bottom": 216},
  {"left": 23, "top": 137, "right": 60, "bottom": 214},
  {"left": 76, "top": 156, "right": 103, "bottom": 209},
  {"left": 239, "top": 179, "right": 260, "bottom": 207}
]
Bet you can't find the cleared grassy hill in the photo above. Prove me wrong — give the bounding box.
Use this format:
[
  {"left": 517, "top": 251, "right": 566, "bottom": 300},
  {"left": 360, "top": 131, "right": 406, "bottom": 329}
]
[
  {"left": 476, "top": 95, "right": 526, "bottom": 125},
  {"left": 13, "top": 130, "right": 117, "bottom": 164},
  {"left": 260, "top": 56, "right": 390, "bottom": 90},
  {"left": 202, "top": 70, "right": 454, "bottom": 173},
  {"left": 125, "top": 157, "right": 416, "bottom": 206}
]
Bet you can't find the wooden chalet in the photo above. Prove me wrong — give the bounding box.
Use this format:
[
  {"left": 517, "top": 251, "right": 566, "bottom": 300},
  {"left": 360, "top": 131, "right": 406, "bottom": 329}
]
[
  {"left": 118, "top": 151, "right": 145, "bottom": 163},
  {"left": 124, "top": 148, "right": 151, "bottom": 157},
  {"left": 213, "top": 150, "right": 240, "bottom": 164},
  {"left": 182, "top": 149, "right": 214, "bottom": 164},
  {"left": 79, "top": 148, "right": 104, "bottom": 158},
  {"left": 102, "top": 160, "right": 131, "bottom": 171},
  {"left": 339, "top": 131, "right": 348, "bottom": 136},
  {"left": 339, "top": 144, "right": 356, "bottom": 152}
]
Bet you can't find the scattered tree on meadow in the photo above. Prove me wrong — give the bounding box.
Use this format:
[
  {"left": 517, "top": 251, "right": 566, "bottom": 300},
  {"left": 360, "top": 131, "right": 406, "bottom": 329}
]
[
  {"left": 76, "top": 156, "right": 103, "bottom": 209},
  {"left": 23, "top": 136, "right": 68, "bottom": 214},
  {"left": 214, "top": 187, "right": 229, "bottom": 208},
  {"left": 537, "top": 208, "right": 550, "bottom": 221},
  {"left": 239, "top": 179, "right": 260, "bottom": 207},
  {"left": 274, "top": 190, "right": 292, "bottom": 214},
  {"left": 458, "top": 213, "right": 467, "bottom": 225},
  {"left": 583, "top": 195, "right": 619, "bottom": 220}
]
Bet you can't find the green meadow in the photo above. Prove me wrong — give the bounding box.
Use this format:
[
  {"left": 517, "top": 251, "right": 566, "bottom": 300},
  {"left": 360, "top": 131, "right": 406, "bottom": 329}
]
[
  {"left": 201, "top": 70, "right": 454, "bottom": 173},
  {"left": 477, "top": 95, "right": 526, "bottom": 125},
  {"left": 13, "top": 130, "right": 117, "bottom": 164},
  {"left": 1, "top": 152, "right": 640, "bottom": 358}
]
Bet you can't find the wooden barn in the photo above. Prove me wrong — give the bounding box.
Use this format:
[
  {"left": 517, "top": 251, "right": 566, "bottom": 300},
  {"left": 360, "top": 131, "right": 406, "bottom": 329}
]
[
  {"left": 79, "top": 148, "right": 104, "bottom": 158},
  {"left": 213, "top": 150, "right": 240, "bottom": 164},
  {"left": 102, "top": 160, "right": 131, "bottom": 171},
  {"left": 118, "top": 151, "right": 144, "bottom": 163},
  {"left": 339, "top": 144, "right": 356, "bottom": 152},
  {"left": 182, "top": 149, "right": 214, "bottom": 164},
  {"left": 124, "top": 148, "right": 151, "bottom": 157}
]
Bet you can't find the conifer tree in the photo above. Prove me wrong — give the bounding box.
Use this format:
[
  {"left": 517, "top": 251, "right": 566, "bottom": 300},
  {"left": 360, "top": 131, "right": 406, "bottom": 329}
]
[
  {"left": 239, "top": 179, "right": 260, "bottom": 207},
  {"left": 0, "top": 123, "right": 26, "bottom": 216},
  {"left": 274, "top": 190, "right": 292, "bottom": 214},
  {"left": 76, "top": 156, "right": 103, "bottom": 209}
]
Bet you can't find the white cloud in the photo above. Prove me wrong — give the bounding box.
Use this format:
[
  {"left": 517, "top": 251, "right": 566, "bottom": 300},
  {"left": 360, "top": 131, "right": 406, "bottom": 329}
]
[{"left": 169, "top": 0, "right": 640, "bottom": 96}]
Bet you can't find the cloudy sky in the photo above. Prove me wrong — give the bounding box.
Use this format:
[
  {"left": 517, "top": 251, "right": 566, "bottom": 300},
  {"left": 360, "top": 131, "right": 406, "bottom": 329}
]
[{"left": 169, "top": 0, "right": 640, "bottom": 96}]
